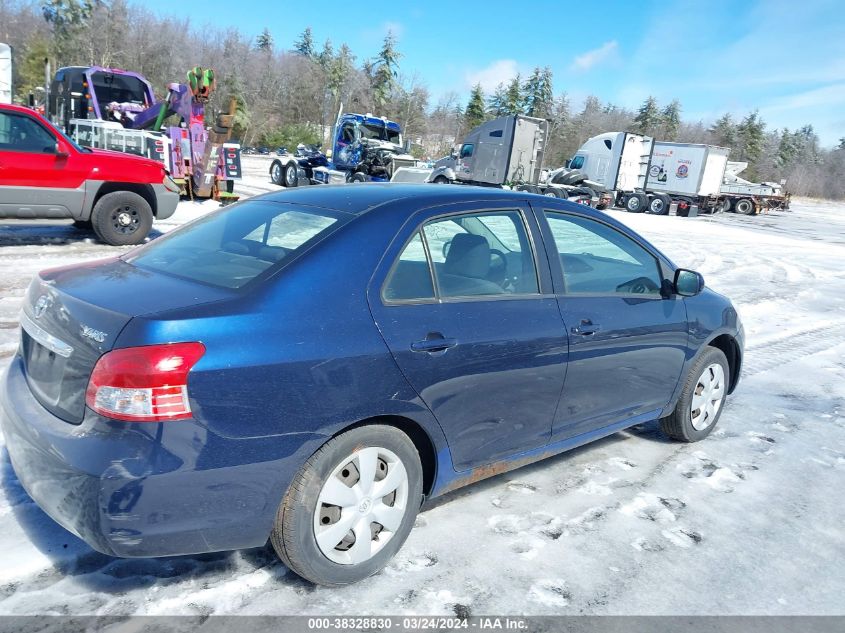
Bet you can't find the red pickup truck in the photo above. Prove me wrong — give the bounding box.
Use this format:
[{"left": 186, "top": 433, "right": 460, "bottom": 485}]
[{"left": 0, "top": 103, "right": 179, "bottom": 245}]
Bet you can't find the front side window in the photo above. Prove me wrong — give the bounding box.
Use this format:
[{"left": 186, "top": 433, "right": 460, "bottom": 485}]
[
  {"left": 545, "top": 212, "right": 663, "bottom": 296},
  {"left": 0, "top": 112, "right": 56, "bottom": 153},
  {"left": 459, "top": 143, "right": 474, "bottom": 158},
  {"left": 128, "top": 201, "right": 346, "bottom": 289},
  {"left": 569, "top": 155, "right": 585, "bottom": 170}
]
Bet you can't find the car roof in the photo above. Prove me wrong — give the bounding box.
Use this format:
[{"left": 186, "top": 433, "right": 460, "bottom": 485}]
[
  {"left": 256, "top": 183, "right": 554, "bottom": 216},
  {"left": 0, "top": 103, "right": 42, "bottom": 116}
]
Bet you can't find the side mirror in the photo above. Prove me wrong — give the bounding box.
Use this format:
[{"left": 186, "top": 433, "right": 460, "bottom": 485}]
[
  {"left": 54, "top": 141, "right": 70, "bottom": 157},
  {"left": 565, "top": 159, "right": 572, "bottom": 168},
  {"left": 674, "top": 268, "right": 704, "bottom": 296}
]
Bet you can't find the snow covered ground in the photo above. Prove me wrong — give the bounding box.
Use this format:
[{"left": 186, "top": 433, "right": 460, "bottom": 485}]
[{"left": 0, "top": 163, "right": 843, "bottom": 615}]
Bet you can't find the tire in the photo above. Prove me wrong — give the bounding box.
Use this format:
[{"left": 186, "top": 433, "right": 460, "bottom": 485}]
[
  {"left": 660, "top": 347, "right": 730, "bottom": 442},
  {"left": 283, "top": 162, "right": 299, "bottom": 188},
  {"left": 270, "top": 425, "right": 423, "bottom": 586},
  {"left": 270, "top": 160, "right": 284, "bottom": 186},
  {"left": 350, "top": 173, "right": 368, "bottom": 183},
  {"left": 433, "top": 175, "right": 449, "bottom": 184},
  {"left": 734, "top": 198, "right": 755, "bottom": 215},
  {"left": 542, "top": 188, "right": 564, "bottom": 198},
  {"left": 647, "top": 194, "right": 672, "bottom": 215},
  {"left": 90, "top": 191, "right": 153, "bottom": 246},
  {"left": 625, "top": 193, "right": 648, "bottom": 213},
  {"left": 72, "top": 219, "right": 92, "bottom": 230},
  {"left": 719, "top": 198, "right": 733, "bottom": 213}
]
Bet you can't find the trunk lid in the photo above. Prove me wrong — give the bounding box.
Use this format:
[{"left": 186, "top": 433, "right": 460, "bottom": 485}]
[{"left": 20, "top": 257, "right": 233, "bottom": 424}]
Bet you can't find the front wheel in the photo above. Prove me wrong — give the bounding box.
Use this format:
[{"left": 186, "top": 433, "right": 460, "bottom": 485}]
[
  {"left": 91, "top": 191, "right": 153, "bottom": 246},
  {"left": 660, "top": 347, "right": 730, "bottom": 442},
  {"left": 271, "top": 425, "right": 422, "bottom": 586}
]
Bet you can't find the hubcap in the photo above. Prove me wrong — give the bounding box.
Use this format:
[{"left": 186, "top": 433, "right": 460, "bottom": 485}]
[
  {"left": 629, "top": 197, "right": 640, "bottom": 210},
  {"left": 272, "top": 164, "right": 281, "bottom": 181},
  {"left": 286, "top": 165, "right": 296, "bottom": 182},
  {"left": 110, "top": 205, "right": 139, "bottom": 234},
  {"left": 690, "top": 363, "right": 726, "bottom": 430},
  {"left": 314, "top": 446, "right": 409, "bottom": 565}
]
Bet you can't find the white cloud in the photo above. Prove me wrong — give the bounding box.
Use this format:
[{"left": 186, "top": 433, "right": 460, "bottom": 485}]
[
  {"left": 465, "top": 59, "right": 520, "bottom": 92},
  {"left": 570, "top": 41, "right": 618, "bottom": 72}
]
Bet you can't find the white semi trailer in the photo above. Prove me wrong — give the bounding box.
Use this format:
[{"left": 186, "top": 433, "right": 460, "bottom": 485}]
[
  {"left": 0, "top": 44, "right": 12, "bottom": 105},
  {"left": 568, "top": 132, "right": 789, "bottom": 216}
]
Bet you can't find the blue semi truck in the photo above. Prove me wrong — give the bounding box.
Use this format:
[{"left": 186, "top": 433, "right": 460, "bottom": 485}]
[{"left": 269, "top": 111, "right": 417, "bottom": 186}]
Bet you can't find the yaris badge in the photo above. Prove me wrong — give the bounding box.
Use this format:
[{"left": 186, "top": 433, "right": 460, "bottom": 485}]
[{"left": 33, "top": 295, "right": 51, "bottom": 319}]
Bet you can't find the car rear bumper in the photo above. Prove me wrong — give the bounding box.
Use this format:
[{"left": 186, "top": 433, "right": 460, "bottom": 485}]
[
  {"left": 1, "top": 355, "right": 322, "bottom": 558},
  {"left": 151, "top": 184, "right": 179, "bottom": 220}
]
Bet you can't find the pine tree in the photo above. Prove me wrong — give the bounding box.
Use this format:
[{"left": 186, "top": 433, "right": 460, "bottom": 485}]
[
  {"left": 318, "top": 39, "right": 334, "bottom": 68},
  {"left": 294, "top": 27, "right": 315, "bottom": 58},
  {"left": 709, "top": 114, "right": 737, "bottom": 148},
  {"left": 503, "top": 74, "right": 524, "bottom": 115},
  {"left": 255, "top": 28, "right": 273, "bottom": 52},
  {"left": 464, "top": 84, "right": 486, "bottom": 130},
  {"left": 839, "top": 138, "right": 845, "bottom": 151},
  {"left": 633, "top": 96, "right": 660, "bottom": 136},
  {"left": 736, "top": 111, "right": 765, "bottom": 163},
  {"left": 523, "top": 67, "right": 554, "bottom": 118},
  {"left": 41, "top": 0, "right": 95, "bottom": 59},
  {"left": 487, "top": 83, "right": 506, "bottom": 116},
  {"left": 368, "top": 31, "right": 401, "bottom": 111},
  {"left": 660, "top": 100, "right": 681, "bottom": 140}
]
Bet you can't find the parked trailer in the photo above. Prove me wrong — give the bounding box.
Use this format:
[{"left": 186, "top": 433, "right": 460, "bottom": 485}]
[
  {"left": 568, "top": 132, "right": 788, "bottom": 216},
  {"left": 401, "top": 115, "right": 607, "bottom": 207}
]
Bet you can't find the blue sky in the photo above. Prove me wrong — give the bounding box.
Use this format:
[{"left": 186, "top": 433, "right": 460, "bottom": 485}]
[{"left": 143, "top": 0, "right": 844, "bottom": 145}]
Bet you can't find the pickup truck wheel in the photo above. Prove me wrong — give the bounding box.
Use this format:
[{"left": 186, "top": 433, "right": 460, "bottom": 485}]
[
  {"left": 283, "top": 162, "right": 299, "bottom": 187},
  {"left": 91, "top": 191, "right": 153, "bottom": 246},
  {"left": 734, "top": 198, "right": 755, "bottom": 215},
  {"left": 270, "top": 425, "right": 422, "bottom": 586},
  {"left": 270, "top": 160, "right": 284, "bottom": 186}
]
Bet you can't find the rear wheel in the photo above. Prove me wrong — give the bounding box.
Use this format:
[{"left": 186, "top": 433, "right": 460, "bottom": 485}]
[
  {"left": 542, "top": 188, "right": 564, "bottom": 197},
  {"left": 734, "top": 198, "right": 755, "bottom": 215},
  {"left": 433, "top": 175, "right": 450, "bottom": 184},
  {"left": 660, "top": 347, "right": 730, "bottom": 442},
  {"left": 271, "top": 425, "right": 422, "bottom": 586},
  {"left": 647, "top": 194, "right": 672, "bottom": 215},
  {"left": 91, "top": 191, "right": 153, "bottom": 246},
  {"left": 625, "top": 193, "right": 648, "bottom": 213},
  {"left": 270, "top": 160, "right": 284, "bottom": 186},
  {"left": 283, "top": 162, "right": 299, "bottom": 187}
]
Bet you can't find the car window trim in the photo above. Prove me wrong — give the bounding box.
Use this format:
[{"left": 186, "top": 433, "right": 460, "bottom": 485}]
[
  {"left": 380, "top": 206, "right": 545, "bottom": 306},
  {"left": 541, "top": 208, "right": 667, "bottom": 297}
]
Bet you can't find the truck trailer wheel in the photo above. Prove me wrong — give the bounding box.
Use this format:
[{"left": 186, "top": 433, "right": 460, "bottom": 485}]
[
  {"left": 734, "top": 198, "right": 755, "bottom": 215},
  {"left": 625, "top": 193, "right": 648, "bottom": 213},
  {"left": 647, "top": 194, "right": 672, "bottom": 215},
  {"left": 283, "top": 162, "right": 299, "bottom": 188},
  {"left": 270, "top": 160, "right": 285, "bottom": 186},
  {"left": 91, "top": 191, "right": 154, "bottom": 246},
  {"left": 542, "top": 188, "right": 564, "bottom": 198}
]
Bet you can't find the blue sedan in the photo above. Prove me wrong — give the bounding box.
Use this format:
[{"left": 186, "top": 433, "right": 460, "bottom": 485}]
[{"left": 1, "top": 184, "right": 743, "bottom": 586}]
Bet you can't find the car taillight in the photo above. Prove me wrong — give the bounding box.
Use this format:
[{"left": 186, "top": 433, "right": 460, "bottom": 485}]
[{"left": 85, "top": 342, "right": 205, "bottom": 422}]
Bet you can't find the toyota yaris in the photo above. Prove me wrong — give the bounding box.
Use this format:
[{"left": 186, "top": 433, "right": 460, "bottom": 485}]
[{"left": 1, "top": 185, "right": 743, "bottom": 586}]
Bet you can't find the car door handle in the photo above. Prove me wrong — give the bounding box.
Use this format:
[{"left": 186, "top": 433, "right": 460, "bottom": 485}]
[
  {"left": 411, "top": 335, "right": 457, "bottom": 353},
  {"left": 571, "top": 320, "right": 601, "bottom": 336}
]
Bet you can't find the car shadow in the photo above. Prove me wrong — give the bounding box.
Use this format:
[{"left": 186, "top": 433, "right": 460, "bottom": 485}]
[{"left": 0, "top": 223, "right": 163, "bottom": 248}]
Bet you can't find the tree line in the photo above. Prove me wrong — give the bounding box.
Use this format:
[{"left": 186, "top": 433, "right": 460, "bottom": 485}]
[{"left": 1, "top": 0, "right": 843, "bottom": 199}]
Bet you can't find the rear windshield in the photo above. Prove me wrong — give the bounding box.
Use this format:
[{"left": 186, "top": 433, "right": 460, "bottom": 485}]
[{"left": 127, "top": 200, "right": 347, "bottom": 289}]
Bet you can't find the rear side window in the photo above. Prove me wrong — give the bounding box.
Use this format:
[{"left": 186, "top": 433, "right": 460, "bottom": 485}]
[
  {"left": 128, "top": 201, "right": 346, "bottom": 289},
  {"left": 382, "top": 210, "right": 539, "bottom": 302},
  {"left": 382, "top": 232, "right": 435, "bottom": 302}
]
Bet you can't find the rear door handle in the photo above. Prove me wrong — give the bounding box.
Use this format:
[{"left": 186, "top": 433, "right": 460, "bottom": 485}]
[
  {"left": 411, "top": 335, "right": 457, "bottom": 353},
  {"left": 571, "top": 319, "right": 601, "bottom": 336}
]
